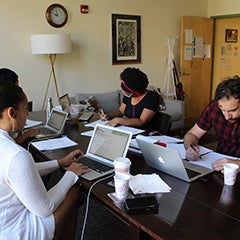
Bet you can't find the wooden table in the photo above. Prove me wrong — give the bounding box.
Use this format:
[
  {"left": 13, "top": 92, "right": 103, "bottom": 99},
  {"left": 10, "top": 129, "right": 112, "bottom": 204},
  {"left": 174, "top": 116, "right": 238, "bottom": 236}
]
[{"left": 29, "top": 111, "right": 240, "bottom": 240}]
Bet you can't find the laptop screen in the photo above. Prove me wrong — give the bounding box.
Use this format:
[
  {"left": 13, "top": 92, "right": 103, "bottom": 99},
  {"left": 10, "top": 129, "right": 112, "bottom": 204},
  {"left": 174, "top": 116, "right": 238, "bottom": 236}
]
[
  {"left": 47, "top": 109, "right": 67, "bottom": 131},
  {"left": 87, "top": 125, "right": 132, "bottom": 162}
]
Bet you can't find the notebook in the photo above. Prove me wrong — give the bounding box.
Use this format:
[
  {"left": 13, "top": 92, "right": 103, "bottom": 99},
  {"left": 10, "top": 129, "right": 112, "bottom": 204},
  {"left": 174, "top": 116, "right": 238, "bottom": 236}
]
[
  {"left": 136, "top": 135, "right": 213, "bottom": 182},
  {"left": 35, "top": 108, "right": 68, "bottom": 139},
  {"left": 80, "top": 124, "right": 132, "bottom": 181}
]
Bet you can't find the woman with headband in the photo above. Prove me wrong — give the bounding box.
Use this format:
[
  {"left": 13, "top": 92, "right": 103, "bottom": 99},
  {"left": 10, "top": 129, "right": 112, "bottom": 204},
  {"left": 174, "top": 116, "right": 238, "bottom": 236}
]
[{"left": 100, "top": 67, "right": 159, "bottom": 128}]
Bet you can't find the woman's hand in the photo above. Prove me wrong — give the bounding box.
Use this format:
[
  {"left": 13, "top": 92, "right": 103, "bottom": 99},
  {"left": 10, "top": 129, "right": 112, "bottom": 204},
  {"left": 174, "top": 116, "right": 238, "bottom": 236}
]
[
  {"left": 67, "top": 161, "right": 90, "bottom": 176},
  {"left": 99, "top": 113, "right": 108, "bottom": 121},
  {"left": 58, "top": 149, "right": 84, "bottom": 168},
  {"left": 107, "top": 117, "right": 120, "bottom": 127},
  {"left": 15, "top": 128, "right": 41, "bottom": 144}
]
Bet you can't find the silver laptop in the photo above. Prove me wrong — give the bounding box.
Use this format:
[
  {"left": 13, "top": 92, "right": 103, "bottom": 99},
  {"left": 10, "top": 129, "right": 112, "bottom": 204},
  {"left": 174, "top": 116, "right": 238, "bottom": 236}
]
[
  {"left": 36, "top": 108, "right": 68, "bottom": 139},
  {"left": 80, "top": 124, "right": 132, "bottom": 181},
  {"left": 136, "top": 135, "right": 213, "bottom": 182}
]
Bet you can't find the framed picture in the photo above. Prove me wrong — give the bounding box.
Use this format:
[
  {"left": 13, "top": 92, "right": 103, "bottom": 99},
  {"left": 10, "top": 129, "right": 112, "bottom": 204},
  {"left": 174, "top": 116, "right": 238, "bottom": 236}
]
[
  {"left": 225, "top": 29, "right": 238, "bottom": 43},
  {"left": 112, "top": 14, "right": 141, "bottom": 65},
  {"left": 59, "top": 93, "right": 70, "bottom": 112}
]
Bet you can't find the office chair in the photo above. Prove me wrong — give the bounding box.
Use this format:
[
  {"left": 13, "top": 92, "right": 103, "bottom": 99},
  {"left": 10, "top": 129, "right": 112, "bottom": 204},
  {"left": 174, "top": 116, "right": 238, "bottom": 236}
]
[
  {"left": 145, "top": 111, "right": 172, "bottom": 135},
  {"left": 28, "top": 101, "right": 33, "bottom": 112}
]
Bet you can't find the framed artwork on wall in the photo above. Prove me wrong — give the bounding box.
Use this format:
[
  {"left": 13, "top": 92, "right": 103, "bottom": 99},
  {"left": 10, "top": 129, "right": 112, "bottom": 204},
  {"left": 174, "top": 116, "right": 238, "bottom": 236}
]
[
  {"left": 112, "top": 14, "right": 141, "bottom": 65},
  {"left": 225, "top": 29, "right": 238, "bottom": 43}
]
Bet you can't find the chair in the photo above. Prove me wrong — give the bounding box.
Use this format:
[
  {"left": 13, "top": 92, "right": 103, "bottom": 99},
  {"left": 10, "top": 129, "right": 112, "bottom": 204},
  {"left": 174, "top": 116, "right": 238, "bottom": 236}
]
[
  {"left": 145, "top": 112, "right": 172, "bottom": 135},
  {"left": 28, "top": 101, "right": 33, "bottom": 112}
]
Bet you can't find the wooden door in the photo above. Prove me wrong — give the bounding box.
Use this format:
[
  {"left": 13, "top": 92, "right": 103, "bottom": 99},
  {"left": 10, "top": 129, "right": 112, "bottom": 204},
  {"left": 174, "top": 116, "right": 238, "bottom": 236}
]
[
  {"left": 212, "top": 17, "right": 240, "bottom": 98},
  {"left": 180, "top": 16, "right": 214, "bottom": 119}
]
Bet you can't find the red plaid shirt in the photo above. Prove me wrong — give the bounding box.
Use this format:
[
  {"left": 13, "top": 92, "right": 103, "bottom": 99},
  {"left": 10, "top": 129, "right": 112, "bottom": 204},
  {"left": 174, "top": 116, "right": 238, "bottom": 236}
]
[{"left": 197, "top": 100, "right": 240, "bottom": 158}]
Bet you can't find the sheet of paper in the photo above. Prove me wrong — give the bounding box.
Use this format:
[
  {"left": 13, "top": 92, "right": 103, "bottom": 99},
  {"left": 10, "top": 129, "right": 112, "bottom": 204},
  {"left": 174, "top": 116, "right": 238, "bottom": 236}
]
[
  {"left": 83, "top": 120, "right": 145, "bottom": 136},
  {"left": 24, "top": 119, "right": 42, "bottom": 129},
  {"left": 129, "top": 173, "right": 171, "bottom": 194},
  {"left": 31, "top": 136, "right": 77, "bottom": 151},
  {"left": 189, "top": 152, "right": 236, "bottom": 169}
]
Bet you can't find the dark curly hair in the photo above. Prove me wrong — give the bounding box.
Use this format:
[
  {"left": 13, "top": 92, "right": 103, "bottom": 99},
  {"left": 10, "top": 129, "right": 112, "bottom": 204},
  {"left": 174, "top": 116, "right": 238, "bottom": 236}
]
[
  {"left": 215, "top": 76, "right": 240, "bottom": 100},
  {"left": 120, "top": 67, "right": 149, "bottom": 95},
  {"left": 0, "top": 85, "right": 25, "bottom": 118}
]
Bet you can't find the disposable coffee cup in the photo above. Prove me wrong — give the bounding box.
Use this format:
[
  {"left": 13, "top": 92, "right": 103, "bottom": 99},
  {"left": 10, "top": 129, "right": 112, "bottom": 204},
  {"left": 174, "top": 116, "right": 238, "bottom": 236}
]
[
  {"left": 220, "top": 185, "right": 234, "bottom": 205},
  {"left": 223, "top": 163, "right": 239, "bottom": 186},
  {"left": 69, "top": 105, "right": 79, "bottom": 125},
  {"left": 114, "top": 173, "right": 130, "bottom": 200},
  {"left": 113, "top": 157, "right": 131, "bottom": 174}
]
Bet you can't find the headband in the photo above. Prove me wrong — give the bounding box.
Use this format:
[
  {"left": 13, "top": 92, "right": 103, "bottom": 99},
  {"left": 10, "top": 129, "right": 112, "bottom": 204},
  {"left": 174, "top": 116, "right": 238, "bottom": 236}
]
[{"left": 121, "top": 80, "right": 141, "bottom": 96}]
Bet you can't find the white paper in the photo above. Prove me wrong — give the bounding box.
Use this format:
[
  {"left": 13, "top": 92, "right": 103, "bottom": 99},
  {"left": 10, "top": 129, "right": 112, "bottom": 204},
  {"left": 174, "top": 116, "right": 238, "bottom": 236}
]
[
  {"left": 193, "top": 36, "right": 203, "bottom": 58},
  {"left": 24, "top": 119, "right": 42, "bottom": 129},
  {"left": 184, "top": 46, "right": 193, "bottom": 60},
  {"left": 129, "top": 173, "right": 171, "bottom": 194},
  {"left": 31, "top": 136, "right": 77, "bottom": 151},
  {"left": 189, "top": 152, "right": 237, "bottom": 170},
  {"left": 185, "top": 29, "right": 192, "bottom": 44},
  {"left": 83, "top": 120, "right": 145, "bottom": 136},
  {"left": 203, "top": 44, "right": 211, "bottom": 59}
]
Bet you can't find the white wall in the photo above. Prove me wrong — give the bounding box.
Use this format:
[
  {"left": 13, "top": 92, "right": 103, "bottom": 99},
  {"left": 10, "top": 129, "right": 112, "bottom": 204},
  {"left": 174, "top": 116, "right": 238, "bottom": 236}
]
[
  {"left": 0, "top": 0, "right": 207, "bottom": 110},
  {"left": 208, "top": 0, "right": 240, "bottom": 16}
]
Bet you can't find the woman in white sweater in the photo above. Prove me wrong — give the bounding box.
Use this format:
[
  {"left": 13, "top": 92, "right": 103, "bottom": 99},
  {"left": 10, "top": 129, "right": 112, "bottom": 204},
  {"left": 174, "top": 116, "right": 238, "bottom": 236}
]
[{"left": 0, "top": 84, "right": 89, "bottom": 240}]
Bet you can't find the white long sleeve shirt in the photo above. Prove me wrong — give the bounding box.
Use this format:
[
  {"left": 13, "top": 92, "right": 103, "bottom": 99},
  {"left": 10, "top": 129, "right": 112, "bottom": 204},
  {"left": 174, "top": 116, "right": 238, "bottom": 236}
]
[{"left": 0, "top": 129, "right": 79, "bottom": 240}]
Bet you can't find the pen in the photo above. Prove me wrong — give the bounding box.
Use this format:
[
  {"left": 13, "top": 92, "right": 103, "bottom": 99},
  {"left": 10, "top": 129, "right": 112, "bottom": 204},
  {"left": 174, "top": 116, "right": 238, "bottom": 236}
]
[
  {"left": 190, "top": 144, "right": 202, "bottom": 159},
  {"left": 100, "top": 108, "right": 105, "bottom": 115}
]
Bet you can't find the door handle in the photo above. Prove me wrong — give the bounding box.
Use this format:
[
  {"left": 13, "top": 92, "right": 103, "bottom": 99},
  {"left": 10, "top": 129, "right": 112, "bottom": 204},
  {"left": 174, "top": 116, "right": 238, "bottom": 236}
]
[{"left": 180, "top": 68, "right": 190, "bottom": 76}]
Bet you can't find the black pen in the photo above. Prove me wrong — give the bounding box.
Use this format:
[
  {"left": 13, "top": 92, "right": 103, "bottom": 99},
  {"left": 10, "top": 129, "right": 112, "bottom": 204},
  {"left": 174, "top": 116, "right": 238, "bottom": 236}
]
[{"left": 190, "top": 144, "right": 202, "bottom": 159}]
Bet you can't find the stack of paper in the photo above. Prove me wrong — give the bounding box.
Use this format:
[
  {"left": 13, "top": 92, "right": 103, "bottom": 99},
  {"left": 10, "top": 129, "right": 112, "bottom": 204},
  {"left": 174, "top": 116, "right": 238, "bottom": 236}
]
[{"left": 129, "top": 173, "right": 172, "bottom": 194}]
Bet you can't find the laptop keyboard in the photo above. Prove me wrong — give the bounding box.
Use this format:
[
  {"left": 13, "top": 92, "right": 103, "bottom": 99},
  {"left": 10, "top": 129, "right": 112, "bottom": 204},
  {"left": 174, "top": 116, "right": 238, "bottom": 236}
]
[
  {"left": 38, "top": 127, "right": 54, "bottom": 135},
  {"left": 185, "top": 168, "right": 201, "bottom": 178},
  {"left": 80, "top": 157, "right": 113, "bottom": 173}
]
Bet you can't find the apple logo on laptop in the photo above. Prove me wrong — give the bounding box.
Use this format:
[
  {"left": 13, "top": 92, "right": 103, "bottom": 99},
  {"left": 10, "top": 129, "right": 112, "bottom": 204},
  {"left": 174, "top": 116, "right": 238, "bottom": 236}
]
[{"left": 158, "top": 156, "right": 165, "bottom": 164}]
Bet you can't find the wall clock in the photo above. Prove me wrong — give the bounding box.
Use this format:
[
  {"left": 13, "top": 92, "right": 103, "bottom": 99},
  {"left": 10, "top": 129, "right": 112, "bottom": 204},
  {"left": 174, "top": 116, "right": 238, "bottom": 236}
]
[{"left": 46, "top": 3, "right": 68, "bottom": 28}]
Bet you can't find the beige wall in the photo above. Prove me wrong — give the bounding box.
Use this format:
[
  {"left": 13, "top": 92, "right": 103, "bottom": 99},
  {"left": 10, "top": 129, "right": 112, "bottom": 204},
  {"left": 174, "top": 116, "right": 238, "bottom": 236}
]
[
  {"left": 1, "top": 0, "right": 208, "bottom": 110},
  {"left": 208, "top": 0, "right": 240, "bottom": 16}
]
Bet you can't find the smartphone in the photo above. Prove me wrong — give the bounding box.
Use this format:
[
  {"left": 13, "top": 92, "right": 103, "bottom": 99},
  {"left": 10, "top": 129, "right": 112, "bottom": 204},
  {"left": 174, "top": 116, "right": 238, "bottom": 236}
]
[{"left": 125, "top": 196, "right": 159, "bottom": 212}]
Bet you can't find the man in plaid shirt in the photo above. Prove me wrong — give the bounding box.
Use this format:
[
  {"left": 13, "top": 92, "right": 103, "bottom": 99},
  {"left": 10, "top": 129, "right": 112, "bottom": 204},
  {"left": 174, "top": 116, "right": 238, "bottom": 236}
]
[{"left": 184, "top": 76, "right": 240, "bottom": 172}]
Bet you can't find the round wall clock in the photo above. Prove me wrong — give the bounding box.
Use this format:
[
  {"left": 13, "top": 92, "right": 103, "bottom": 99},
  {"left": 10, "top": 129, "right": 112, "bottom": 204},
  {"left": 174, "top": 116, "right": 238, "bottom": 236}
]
[{"left": 46, "top": 4, "right": 68, "bottom": 28}]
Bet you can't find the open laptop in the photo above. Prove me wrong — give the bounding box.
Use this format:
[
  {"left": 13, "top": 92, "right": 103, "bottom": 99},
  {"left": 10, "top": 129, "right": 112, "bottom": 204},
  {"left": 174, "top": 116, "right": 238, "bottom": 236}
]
[
  {"left": 136, "top": 135, "right": 213, "bottom": 182},
  {"left": 80, "top": 124, "right": 132, "bottom": 181},
  {"left": 35, "top": 108, "right": 68, "bottom": 139}
]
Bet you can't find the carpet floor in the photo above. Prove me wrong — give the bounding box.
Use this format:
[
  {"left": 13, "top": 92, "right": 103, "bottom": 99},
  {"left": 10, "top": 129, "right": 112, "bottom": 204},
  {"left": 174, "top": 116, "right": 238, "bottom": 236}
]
[{"left": 75, "top": 196, "right": 129, "bottom": 240}]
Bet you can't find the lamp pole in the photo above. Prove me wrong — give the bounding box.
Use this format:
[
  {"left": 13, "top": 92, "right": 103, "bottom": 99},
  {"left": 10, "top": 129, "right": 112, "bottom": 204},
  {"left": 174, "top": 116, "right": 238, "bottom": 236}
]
[{"left": 42, "top": 54, "right": 60, "bottom": 110}]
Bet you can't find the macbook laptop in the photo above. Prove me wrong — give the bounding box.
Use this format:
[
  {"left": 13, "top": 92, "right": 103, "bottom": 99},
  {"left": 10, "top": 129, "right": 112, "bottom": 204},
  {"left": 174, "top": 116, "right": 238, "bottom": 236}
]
[
  {"left": 80, "top": 124, "right": 132, "bottom": 181},
  {"left": 35, "top": 108, "right": 68, "bottom": 139},
  {"left": 136, "top": 135, "right": 213, "bottom": 182}
]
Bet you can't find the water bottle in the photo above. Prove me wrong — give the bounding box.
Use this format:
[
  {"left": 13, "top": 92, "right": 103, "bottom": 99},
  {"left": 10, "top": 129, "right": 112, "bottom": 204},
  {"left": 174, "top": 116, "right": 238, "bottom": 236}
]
[{"left": 46, "top": 97, "right": 53, "bottom": 120}]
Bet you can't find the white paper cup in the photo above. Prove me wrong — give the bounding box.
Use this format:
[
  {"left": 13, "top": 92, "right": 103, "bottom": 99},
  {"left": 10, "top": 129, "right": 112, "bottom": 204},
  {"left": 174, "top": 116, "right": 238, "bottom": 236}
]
[
  {"left": 114, "top": 173, "right": 130, "bottom": 199},
  {"left": 220, "top": 185, "right": 234, "bottom": 205},
  {"left": 223, "top": 163, "right": 239, "bottom": 186},
  {"left": 113, "top": 157, "right": 131, "bottom": 174}
]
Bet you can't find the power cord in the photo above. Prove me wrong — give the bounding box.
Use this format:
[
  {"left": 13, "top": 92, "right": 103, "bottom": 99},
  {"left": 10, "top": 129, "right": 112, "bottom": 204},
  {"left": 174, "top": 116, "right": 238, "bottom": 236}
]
[{"left": 80, "top": 173, "right": 115, "bottom": 240}]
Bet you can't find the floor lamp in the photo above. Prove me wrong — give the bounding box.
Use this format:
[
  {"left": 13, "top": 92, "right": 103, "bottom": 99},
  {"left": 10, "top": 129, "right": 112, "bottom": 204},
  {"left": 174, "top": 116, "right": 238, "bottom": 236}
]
[{"left": 31, "top": 34, "right": 71, "bottom": 110}]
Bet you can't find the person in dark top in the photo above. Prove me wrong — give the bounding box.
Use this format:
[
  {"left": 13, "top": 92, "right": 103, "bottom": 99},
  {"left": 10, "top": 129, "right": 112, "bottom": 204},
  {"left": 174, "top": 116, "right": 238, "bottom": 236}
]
[
  {"left": 0, "top": 68, "right": 19, "bottom": 85},
  {"left": 100, "top": 67, "right": 159, "bottom": 128},
  {"left": 183, "top": 76, "right": 240, "bottom": 172}
]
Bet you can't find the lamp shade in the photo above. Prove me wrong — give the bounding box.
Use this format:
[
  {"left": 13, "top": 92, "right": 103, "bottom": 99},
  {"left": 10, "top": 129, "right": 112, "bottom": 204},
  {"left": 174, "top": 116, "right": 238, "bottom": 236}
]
[{"left": 31, "top": 34, "right": 71, "bottom": 54}]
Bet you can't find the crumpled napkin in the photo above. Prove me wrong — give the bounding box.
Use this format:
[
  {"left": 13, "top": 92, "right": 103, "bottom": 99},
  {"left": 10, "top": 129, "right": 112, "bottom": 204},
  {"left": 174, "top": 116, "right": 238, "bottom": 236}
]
[{"left": 129, "top": 173, "right": 171, "bottom": 194}]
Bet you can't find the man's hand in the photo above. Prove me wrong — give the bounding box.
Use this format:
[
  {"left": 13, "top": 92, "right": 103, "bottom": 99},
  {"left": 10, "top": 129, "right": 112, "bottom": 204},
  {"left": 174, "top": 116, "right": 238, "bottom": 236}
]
[{"left": 212, "top": 158, "right": 240, "bottom": 173}]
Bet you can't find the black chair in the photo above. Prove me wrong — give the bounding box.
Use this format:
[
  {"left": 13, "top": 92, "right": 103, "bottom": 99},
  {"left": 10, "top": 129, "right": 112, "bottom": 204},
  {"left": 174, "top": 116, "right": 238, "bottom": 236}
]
[
  {"left": 145, "top": 111, "right": 172, "bottom": 135},
  {"left": 28, "top": 101, "right": 33, "bottom": 112}
]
